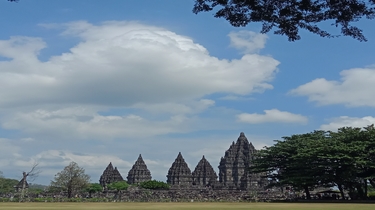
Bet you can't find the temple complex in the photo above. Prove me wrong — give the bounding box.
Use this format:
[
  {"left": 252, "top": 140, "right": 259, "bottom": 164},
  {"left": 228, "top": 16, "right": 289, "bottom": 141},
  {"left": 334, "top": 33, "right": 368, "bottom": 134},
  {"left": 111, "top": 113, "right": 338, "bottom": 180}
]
[
  {"left": 218, "top": 132, "right": 265, "bottom": 190},
  {"left": 99, "top": 162, "right": 124, "bottom": 189},
  {"left": 166, "top": 152, "right": 192, "bottom": 186},
  {"left": 99, "top": 132, "right": 267, "bottom": 191},
  {"left": 192, "top": 155, "right": 218, "bottom": 186},
  {"left": 127, "top": 154, "right": 152, "bottom": 184}
]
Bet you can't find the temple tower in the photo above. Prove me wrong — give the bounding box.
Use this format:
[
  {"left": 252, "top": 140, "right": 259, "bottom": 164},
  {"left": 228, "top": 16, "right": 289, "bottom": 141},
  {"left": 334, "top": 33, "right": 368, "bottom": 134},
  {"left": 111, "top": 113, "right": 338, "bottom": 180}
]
[
  {"left": 166, "top": 152, "right": 192, "bottom": 186},
  {"left": 127, "top": 154, "right": 152, "bottom": 184},
  {"left": 218, "top": 132, "right": 261, "bottom": 190},
  {"left": 192, "top": 155, "right": 218, "bottom": 186},
  {"left": 99, "top": 162, "right": 124, "bottom": 189}
]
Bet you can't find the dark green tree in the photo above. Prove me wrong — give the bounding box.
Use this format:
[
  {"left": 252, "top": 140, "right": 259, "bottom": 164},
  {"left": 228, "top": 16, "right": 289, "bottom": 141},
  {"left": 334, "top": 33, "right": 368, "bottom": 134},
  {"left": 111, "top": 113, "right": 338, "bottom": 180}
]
[
  {"left": 193, "top": 0, "right": 375, "bottom": 41},
  {"left": 251, "top": 131, "right": 328, "bottom": 199},
  {"left": 252, "top": 126, "right": 375, "bottom": 200}
]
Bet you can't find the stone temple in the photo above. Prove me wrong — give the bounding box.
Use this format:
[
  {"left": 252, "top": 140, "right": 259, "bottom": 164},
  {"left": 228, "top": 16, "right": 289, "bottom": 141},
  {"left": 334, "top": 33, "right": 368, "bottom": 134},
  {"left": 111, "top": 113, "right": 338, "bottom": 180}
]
[
  {"left": 218, "top": 132, "right": 266, "bottom": 190},
  {"left": 192, "top": 155, "right": 218, "bottom": 186},
  {"left": 166, "top": 152, "right": 192, "bottom": 186},
  {"left": 100, "top": 132, "right": 266, "bottom": 191},
  {"left": 99, "top": 162, "right": 124, "bottom": 189},
  {"left": 127, "top": 154, "right": 152, "bottom": 184}
]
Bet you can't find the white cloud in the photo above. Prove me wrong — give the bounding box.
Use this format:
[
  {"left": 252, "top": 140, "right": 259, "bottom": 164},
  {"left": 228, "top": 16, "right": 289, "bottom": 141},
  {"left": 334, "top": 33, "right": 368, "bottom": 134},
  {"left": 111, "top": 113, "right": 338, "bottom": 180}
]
[
  {"left": 237, "top": 109, "right": 308, "bottom": 124},
  {"left": 290, "top": 67, "right": 375, "bottom": 107},
  {"left": 0, "top": 21, "right": 279, "bottom": 140},
  {"left": 2, "top": 108, "right": 194, "bottom": 139},
  {"left": 218, "top": 95, "right": 254, "bottom": 101},
  {"left": 0, "top": 21, "right": 278, "bottom": 109},
  {"left": 0, "top": 21, "right": 280, "bottom": 184},
  {"left": 228, "top": 31, "right": 268, "bottom": 54},
  {"left": 320, "top": 116, "right": 375, "bottom": 131},
  {"left": 0, "top": 138, "right": 21, "bottom": 167}
]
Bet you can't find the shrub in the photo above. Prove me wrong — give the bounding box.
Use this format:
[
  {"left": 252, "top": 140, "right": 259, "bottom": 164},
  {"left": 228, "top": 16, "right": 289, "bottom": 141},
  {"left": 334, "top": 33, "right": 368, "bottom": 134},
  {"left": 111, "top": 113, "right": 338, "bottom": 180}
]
[{"left": 140, "top": 180, "right": 169, "bottom": 190}]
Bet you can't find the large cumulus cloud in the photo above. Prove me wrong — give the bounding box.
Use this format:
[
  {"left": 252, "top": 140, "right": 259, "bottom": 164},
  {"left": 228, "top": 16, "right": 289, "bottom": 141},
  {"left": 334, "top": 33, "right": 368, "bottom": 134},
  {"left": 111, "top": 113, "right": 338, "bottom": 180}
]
[{"left": 0, "top": 21, "right": 280, "bottom": 139}]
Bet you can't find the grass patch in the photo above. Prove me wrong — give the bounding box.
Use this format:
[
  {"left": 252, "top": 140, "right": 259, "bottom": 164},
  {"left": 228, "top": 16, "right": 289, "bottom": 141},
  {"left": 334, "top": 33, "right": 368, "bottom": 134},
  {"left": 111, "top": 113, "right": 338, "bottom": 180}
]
[{"left": 0, "top": 203, "right": 375, "bottom": 210}]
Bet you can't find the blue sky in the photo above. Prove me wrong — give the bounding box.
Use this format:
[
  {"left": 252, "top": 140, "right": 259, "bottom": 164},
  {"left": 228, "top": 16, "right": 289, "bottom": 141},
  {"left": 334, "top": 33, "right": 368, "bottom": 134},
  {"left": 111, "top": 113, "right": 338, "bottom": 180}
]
[{"left": 1, "top": 0, "right": 374, "bottom": 185}]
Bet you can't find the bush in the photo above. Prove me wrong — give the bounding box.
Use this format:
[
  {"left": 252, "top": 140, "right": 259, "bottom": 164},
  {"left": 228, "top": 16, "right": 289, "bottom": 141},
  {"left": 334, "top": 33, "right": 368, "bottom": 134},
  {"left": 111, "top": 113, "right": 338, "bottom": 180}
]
[
  {"left": 140, "top": 180, "right": 169, "bottom": 190},
  {"left": 368, "top": 191, "right": 375, "bottom": 199},
  {"left": 108, "top": 181, "right": 129, "bottom": 191}
]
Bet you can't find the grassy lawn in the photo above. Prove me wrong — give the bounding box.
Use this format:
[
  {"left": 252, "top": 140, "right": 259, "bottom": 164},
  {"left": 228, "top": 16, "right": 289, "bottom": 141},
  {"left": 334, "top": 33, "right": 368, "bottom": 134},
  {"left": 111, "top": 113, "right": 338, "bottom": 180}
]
[{"left": 0, "top": 203, "right": 375, "bottom": 210}]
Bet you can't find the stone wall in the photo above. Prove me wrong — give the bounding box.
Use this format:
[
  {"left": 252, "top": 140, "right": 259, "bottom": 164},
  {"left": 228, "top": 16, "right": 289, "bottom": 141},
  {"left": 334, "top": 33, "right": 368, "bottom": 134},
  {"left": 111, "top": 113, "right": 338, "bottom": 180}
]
[{"left": 102, "top": 187, "right": 289, "bottom": 202}]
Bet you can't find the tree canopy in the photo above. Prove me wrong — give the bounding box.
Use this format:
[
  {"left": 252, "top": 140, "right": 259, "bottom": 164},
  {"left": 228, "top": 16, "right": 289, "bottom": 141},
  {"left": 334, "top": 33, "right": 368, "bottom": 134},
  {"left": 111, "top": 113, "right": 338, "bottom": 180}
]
[
  {"left": 140, "top": 180, "right": 170, "bottom": 190},
  {"left": 193, "top": 0, "right": 375, "bottom": 41},
  {"left": 0, "top": 177, "right": 18, "bottom": 194},
  {"left": 251, "top": 125, "right": 375, "bottom": 200},
  {"left": 50, "top": 161, "right": 90, "bottom": 198}
]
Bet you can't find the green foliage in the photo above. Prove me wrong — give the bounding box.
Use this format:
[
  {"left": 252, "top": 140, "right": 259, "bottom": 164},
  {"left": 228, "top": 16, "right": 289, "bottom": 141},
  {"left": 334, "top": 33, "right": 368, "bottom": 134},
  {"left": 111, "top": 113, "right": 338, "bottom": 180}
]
[
  {"left": 28, "top": 183, "right": 46, "bottom": 194},
  {"left": 140, "top": 180, "right": 170, "bottom": 190},
  {"left": 85, "top": 183, "right": 102, "bottom": 194},
  {"left": 0, "top": 177, "right": 19, "bottom": 194},
  {"left": 193, "top": 0, "right": 375, "bottom": 42},
  {"left": 50, "top": 161, "right": 90, "bottom": 198},
  {"left": 251, "top": 125, "right": 375, "bottom": 200},
  {"left": 107, "top": 181, "right": 129, "bottom": 191}
]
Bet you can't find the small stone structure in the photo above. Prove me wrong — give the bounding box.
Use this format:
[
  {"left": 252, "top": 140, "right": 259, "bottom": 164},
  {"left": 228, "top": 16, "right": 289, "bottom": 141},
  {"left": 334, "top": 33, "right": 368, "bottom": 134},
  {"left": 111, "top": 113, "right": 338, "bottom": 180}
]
[
  {"left": 14, "top": 177, "right": 28, "bottom": 192},
  {"left": 166, "top": 152, "right": 192, "bottom": 186},
  {"left": 99, "top": 162, "right": 124, "bottom": 189},
  {"left": 127, "top": 154, "right": 152, "bottom": 184}
]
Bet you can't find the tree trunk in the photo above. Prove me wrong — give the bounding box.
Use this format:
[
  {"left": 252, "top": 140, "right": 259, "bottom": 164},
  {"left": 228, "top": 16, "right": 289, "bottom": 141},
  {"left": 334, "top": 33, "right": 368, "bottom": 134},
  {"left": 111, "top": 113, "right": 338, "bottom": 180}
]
[
  {"left": 338, "top": 184, "right": 345, "bottom": 200},
  {"left": 20, "top": 172, "right": 27, "bottom": 202},
  {"left": 304, "top": 185, "right": 311, "bottom": 200},
  {"left": 356, "top": 183, "right": 365, "bottom": 200}
]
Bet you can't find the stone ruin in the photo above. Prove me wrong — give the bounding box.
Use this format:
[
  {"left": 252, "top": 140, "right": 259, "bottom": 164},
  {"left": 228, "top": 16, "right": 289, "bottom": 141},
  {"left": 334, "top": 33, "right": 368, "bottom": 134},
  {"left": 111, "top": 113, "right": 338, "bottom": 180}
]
[
  {"left": 99, "top": 132, "right": 267, "bottom": 191},
  {"left": 218, "top": 132, "right": 267, "bottom": 190},
  {"left": 192, "top": 155, "right": 218, "bottom": 187},
  {"left": 167, "top": 152, "right": 192, "bottom": 187},
  {"left": 99, "top": 162, "right": 124, "bottom": 190},
  {"left": 127, "top": 154, "right": 152, "bottom": 184}
]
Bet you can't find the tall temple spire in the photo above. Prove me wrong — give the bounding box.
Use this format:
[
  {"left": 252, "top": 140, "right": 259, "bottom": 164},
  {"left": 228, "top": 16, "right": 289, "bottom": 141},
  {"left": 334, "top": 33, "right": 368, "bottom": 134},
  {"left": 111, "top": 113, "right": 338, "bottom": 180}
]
[
  {"left": 166, "top": 152, "right": 192, "bottom": 186},
  {"left": 218, "top": 132, "right": 262, "bottom": 190},
  {"left": 192, "top": 155, "right": 218, "bottom": 186},
  {"left": 99, "top": 162, "right": 124, "bottom": 189},
  {"left": 127, "top": 154, "right": 152, "bottom": 184}
]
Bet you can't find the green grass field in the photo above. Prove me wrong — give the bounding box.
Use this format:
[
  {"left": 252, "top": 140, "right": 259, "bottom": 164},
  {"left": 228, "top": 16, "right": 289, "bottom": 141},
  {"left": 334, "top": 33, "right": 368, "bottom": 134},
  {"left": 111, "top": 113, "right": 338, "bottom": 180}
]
[{"left": 0, "top": 203, "right": 375, "bottom": 210}]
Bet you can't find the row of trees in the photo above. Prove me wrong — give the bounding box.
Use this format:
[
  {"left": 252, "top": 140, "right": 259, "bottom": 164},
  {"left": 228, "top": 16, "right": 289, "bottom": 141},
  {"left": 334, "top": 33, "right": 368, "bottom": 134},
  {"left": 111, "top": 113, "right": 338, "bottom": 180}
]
[
  {"left": 49, "top": 162, "right": 170, "bottom": 198},
  {"left": 251, "top": 125, "right": 375, "bottom": 200},
  {"left": 1, "top": 162, "right": 171, "bottom": 200}
]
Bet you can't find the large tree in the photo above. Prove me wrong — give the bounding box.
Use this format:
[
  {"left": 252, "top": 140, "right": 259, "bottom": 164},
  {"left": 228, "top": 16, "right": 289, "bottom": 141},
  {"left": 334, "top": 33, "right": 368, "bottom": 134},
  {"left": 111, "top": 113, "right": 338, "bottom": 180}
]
[
  {"left": 251, "top": 131, "right": 328, "bottom": 199},
  {"left": 251, "top": 126, "right": 375, "bottom": 200},
  {"left": 193, "top": 0, "right": 375, "bottom": 41},
  {"left": 50, "top": 161, "right": 90, "bottom": 198}
]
